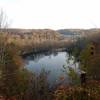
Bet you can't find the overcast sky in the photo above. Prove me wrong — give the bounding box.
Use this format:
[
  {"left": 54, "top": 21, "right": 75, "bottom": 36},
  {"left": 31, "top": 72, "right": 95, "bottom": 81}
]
[{"left": 0, "top": 0, "right": 100, "bottom": 29}]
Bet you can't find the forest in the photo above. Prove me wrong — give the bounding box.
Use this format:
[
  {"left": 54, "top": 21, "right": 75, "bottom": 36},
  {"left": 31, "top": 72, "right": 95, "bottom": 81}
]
[{"left": 0, "top": 10, "right": 100, "bottom": 100}]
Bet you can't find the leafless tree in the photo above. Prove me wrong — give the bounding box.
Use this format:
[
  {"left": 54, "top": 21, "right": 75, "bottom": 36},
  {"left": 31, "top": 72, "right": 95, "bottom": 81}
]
[{"left": 0, "top": 9, "right": 9, "bottom": 32}]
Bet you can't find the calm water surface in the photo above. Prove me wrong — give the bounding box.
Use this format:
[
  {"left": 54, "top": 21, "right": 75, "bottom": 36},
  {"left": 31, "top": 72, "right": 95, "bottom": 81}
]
[{"left": 24, "top": 51, "right": 78, "bottom": 85}]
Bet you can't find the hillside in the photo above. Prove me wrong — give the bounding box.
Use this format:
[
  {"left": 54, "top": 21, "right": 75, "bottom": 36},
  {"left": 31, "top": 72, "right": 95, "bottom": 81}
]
[
  {"left": 1, "top": 28, "right": 68, "bottom": 44},
  {"left": 0, "top": 28, "right": 71, "bottom": 54},
  {"left": 57, "top": 28, "right": 100, "bottom": 36}
]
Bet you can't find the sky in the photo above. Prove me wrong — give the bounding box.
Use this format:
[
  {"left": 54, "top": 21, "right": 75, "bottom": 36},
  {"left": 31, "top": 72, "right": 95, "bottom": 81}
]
[{"left": 0, "top": 0, "right": 100, "bottom": 29}]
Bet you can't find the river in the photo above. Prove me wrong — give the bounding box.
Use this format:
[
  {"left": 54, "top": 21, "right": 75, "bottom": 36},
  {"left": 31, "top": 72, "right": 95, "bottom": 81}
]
[{"left": 24, "top": 51, "right": 79, "bottom": 86}]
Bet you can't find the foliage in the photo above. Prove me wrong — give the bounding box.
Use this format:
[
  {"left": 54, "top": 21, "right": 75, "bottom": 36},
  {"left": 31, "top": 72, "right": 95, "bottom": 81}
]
[
  {"left": 63, "top": 55, "right": 80, "bottom": 85},
  {"left": 67, "top": 37, "right": 89, "bottom": 61},
  {"left": 80, "top": 43, "right": 100, "bottom": 79},
  {"left": 67, "top": 33, "right": 100, "bottom": 80},
  {"left": 18, "top": 69, "right": 52, "bottom": 100},
  {"left": 54, "top": 81, "right": 100, "bottom": 100},
  {"left": 0, "top": 34, "right": 53, "bottom": 100},
  {"left": 0, "top": 35, "right": 29, "bottom": 99},
  {"left": 63, "top": 65, "right": 80, "bottom": 85}
]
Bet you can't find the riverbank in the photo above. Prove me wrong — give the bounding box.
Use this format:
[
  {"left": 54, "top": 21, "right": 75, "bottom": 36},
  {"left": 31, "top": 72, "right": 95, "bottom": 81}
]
[{"left": 22, "top": 47, "right": 67, "bottom": 57}]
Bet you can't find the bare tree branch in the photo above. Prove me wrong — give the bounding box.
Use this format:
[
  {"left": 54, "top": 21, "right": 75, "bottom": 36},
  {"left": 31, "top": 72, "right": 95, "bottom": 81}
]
[{"left": 0, "top": 9, "right": 9, "bottom": 32}]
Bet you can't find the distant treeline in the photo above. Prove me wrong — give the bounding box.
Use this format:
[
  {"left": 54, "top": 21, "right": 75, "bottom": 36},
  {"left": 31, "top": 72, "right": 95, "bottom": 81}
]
[{"left": 0, "top": 29, "right": 70, "bottom": 55}]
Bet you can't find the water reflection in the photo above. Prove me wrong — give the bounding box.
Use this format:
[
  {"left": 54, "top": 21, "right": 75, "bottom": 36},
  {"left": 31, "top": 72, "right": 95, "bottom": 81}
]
[
  {"left": 24, "top": 51, "right": 77, "bottom": 85},
  {"left": 25, "top": 51, "right": 59, "bottom": 62}
]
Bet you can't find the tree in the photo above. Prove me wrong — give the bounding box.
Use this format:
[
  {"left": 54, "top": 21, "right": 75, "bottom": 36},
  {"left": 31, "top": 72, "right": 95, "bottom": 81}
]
[
  {"left": 0, "top": 13, "right": 29, "bottom": 98},
  {"left": 0, "top": 35, "right": 30, "bottom": 100},
  {"left": 80, "top": 42, "right": 100, "bottom": 80},
  {"left": 0, "top": 38, "right": 17, "bottom": 94},
  {"left": 0, "top": 9, "right": 9, "bottom": 32}
]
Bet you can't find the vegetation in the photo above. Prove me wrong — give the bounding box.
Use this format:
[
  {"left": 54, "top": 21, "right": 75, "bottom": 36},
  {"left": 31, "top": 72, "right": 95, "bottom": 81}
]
[
  {"left": 0, "top": 34, "right": 54, "bottom": 100},
  {"left": 57, "top": 31, "right": 100, "bottom": 100},
  {"left": 53, "top": 80, "right": 100, "bottom": 100},
  {"left": 0, "top": 9, "right": 8, "bottom": 29},
  {"left": 1, "top": 9, "right": 100, "bottom": 100},
  {"left": 0, "top": 34, "right": 28, "bottom": 99},
  {"left": 0, "top": 31, "right": 100, "bottom": 99}
]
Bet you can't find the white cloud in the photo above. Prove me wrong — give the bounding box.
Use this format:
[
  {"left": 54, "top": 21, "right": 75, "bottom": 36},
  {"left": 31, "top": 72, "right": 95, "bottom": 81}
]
[{"left": 0, "top": 0, "right": 100, "bottom": 29}]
